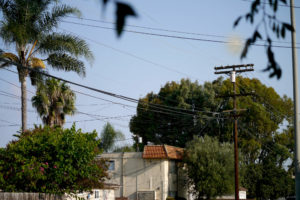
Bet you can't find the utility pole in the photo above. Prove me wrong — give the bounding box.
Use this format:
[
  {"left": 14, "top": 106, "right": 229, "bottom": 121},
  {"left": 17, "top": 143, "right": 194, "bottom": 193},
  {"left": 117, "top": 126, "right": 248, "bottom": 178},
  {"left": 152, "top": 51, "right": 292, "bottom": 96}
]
[
  {"left": 290, "top": 0, "right": 300, "bottom": 198},
  {"left": 214, "top": 64, "right": 254, "bottom": 200}
]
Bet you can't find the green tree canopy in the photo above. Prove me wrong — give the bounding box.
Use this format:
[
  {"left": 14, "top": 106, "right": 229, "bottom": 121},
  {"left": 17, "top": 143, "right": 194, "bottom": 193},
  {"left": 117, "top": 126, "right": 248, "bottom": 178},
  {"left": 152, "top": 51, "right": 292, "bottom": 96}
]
[
  {"left": 130, "top": 77, "right": 293, "bottom": 157},
  {"left": 0, "top": 125, "right": 108, "bottom": 194},
  {"left": 184, "top": 135, "right": 235, "bottom": 200},
  {"left": 130, "top": 78, "right": 220, "bottom": 148},
  {"left": 130, "top": 77, "right": 294, "bottom": 198},
  {"left": 241, "top": 139, "right": 294, "bottom": 199},
  {"left": 32, "top": 78, "right": 76, "bottom": 127}
]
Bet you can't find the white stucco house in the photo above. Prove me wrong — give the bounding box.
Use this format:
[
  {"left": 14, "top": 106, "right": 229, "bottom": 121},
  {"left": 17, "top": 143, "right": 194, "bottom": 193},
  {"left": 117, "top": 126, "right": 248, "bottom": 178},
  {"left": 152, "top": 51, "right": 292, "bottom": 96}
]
[{"left": 99, "top": 145, "right": 187, "bottom": 200}]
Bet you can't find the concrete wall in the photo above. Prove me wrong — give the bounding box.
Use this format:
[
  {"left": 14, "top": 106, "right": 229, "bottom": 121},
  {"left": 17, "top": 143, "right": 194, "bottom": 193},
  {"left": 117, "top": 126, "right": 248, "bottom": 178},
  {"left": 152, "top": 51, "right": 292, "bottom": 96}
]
[
  {"left": 100, "top": 153, "right": 181, "bottom": 200},
  {"left": 0, "top": 193, "right": 63, "bottom": 200},
  {"left": 0, "top": 190, "right": 115, "bottom": 200}
]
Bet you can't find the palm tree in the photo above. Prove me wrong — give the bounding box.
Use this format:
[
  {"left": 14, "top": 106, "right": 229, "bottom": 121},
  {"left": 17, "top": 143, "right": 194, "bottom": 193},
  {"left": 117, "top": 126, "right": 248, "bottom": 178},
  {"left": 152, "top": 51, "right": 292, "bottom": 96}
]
[
  {"left": 99, "top": 123, "right": 125, "bottom": 152},
  {"left": 0, "top": 0, "right": 93, "bottom": 132},
  {"left": 32, "top": 78, "right": 76, "bottom": 127}
]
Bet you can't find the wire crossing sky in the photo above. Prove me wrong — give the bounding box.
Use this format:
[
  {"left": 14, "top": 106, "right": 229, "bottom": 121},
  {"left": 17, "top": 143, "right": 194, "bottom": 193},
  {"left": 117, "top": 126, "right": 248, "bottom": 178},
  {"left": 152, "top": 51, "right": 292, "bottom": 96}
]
[{"left": 0, "top": 0, "right": 299, "bottom": 147}]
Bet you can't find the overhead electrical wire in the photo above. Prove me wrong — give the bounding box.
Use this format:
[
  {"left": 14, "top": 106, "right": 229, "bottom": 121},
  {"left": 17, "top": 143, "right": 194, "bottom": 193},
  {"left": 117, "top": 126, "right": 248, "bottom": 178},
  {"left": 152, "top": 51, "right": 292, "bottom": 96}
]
[
  {"left": 61, "top": 20, "right": 300, "bottom": 49},
  {"left": 1, "top": 66, "right": 288, "bottom": 126},
  {"left": 0, "top": 88, "right": 132, "bottom": 122},
  {"left": 59, "top": 28, "right": 203, "bottom": 82},
  {"left": 66, "top": 16, "right": 300, "bottom": 45},
  {"left": 1, "top": 65, "right": 223, "bottom": 119},
  {"left": 0, "top": 77, "right": 35, "bottom": 94}
]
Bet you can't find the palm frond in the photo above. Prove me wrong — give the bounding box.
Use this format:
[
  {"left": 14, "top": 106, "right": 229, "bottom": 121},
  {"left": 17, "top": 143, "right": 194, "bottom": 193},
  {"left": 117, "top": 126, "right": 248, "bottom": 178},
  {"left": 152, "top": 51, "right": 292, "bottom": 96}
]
[
  {"left": 29, "top": 67, "right": 47, "bottom": 86},
  {"left": 30, "top": 57, "right": 46, "bottom": 69},
  {"left": 0, "top": 52, "right": 19, "bottom": 68},
  {"left": 39, "top": 4, "right": 81, "bottom": 32},
  {"left": 46, "top": 53, "right": 86, "bottom": 77},
  {"left": 0, "top": 0, "right": 13, "bottom": 20},
  {"left": 32, "top": 77, "right": 76, "bottom": 127},
  {"left": 0, "top": 1, "right": 38, "bottom": 45},
  {"left": 2, "top": 52, "right": 19, "bottom": 62},
  {"left": 38, "top": 33, "right": 94, "bottom": 63}
]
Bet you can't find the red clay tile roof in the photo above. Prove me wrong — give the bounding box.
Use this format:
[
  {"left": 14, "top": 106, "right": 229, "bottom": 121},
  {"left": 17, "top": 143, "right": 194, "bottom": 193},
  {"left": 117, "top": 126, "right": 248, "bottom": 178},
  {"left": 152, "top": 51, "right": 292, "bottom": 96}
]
[
  {"left": 164, "top": 145, "right": 184, "bottom": 160},
  {"left": 142, "top": 145, "right": 184, "bottom": 160},
  {"left": 142, "top": 145, "right": 167, "bottom": 159}
]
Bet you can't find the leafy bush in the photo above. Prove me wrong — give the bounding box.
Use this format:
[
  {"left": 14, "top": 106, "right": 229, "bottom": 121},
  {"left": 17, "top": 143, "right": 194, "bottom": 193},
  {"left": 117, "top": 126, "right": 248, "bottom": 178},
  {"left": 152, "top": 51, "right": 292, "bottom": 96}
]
[
  {"left": 0, "top": 125, "right": 108, "bottom": 194},
  {"left": 184, "top": 136, "right": 234, "bottom": 200}
]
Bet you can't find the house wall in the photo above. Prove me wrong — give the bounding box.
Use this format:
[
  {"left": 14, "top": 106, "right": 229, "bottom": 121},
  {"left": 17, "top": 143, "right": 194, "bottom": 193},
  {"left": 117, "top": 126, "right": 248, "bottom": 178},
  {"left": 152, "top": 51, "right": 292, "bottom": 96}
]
[{"left": 100, "top": 152, "right": 181, "bottom": 200}]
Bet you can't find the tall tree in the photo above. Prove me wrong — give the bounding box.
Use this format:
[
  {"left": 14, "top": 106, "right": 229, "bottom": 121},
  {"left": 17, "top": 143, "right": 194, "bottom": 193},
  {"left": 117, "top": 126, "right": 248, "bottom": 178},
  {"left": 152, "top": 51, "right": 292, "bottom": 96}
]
[
  {"left": 32, "top": 78, "right": 76, "bottom": 127},
  {"left": 130, "top": 77, "right": 293, "bottom": 152},
  {"left": 130, "top": 77, "right": 294, "bottom": 198},
  {"left": 130, "top": 78, "right": 221, "bottom": 148},
  {"left": 0, "top": 0, "right": 93, "bottom": 132},
  {"left": 99, "top": 122, "right": 125, "bottom": 152},
  {"left": 184, "top": 136, "right": 235, "bottom": 200},
  {"left": 241, "top": 139, "right": 294, "bottom": 199}
]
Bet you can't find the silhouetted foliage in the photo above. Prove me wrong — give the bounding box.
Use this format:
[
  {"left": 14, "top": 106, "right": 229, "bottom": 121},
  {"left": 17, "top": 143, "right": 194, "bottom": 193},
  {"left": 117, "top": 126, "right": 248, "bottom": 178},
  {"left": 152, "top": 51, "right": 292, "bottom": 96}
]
[
  {"left": 234, "top": 0, "right": 294, "bottom": 79},
  {"left": 101, "top": 0, "right": 137, "bottom": 37}
]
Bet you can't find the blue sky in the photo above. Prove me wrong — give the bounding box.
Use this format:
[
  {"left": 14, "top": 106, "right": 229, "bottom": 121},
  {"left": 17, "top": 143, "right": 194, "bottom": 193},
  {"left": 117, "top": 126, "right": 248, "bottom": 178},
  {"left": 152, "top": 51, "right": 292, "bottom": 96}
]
[{"left": 0, "top": 0, "right": 299, "bottom": 147}]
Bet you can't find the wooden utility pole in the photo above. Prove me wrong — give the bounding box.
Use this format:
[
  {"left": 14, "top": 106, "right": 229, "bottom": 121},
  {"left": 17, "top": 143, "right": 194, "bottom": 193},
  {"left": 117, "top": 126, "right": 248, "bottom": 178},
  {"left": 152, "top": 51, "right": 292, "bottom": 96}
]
[
  {"left": 214, "top": 64, "right": 254, "bottom": 200},
  {"left": 290, "top": 0, "right": 300, "bottom": 198}
]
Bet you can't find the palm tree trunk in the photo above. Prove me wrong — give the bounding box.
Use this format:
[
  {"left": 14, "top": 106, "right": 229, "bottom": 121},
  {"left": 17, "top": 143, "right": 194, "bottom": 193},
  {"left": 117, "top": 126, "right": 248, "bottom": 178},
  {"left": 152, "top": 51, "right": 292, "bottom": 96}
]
[
  {"left": 20, "top": 50, "right": 27, "bottom": 132},
  {"left": 20, "top": 73, "right": 27, "bottom": 132}
]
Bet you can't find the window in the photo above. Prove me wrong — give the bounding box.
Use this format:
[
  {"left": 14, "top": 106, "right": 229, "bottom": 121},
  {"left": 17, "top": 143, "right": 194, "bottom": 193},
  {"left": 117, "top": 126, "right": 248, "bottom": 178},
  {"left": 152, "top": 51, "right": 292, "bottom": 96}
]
[
  {"left": 95, "top": 190, "right": 100, "bottom": 199},
  {"left": 169, "top": 161, "right": 177, "bottom": 174},
  {"left": 108, "top": 160, "right": 115, "bottom": 171}
]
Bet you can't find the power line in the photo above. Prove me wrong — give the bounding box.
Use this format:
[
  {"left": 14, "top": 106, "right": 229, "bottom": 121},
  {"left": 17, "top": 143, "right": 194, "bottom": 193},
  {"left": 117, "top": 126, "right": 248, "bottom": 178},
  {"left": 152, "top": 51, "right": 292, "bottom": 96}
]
[
  {"left": 77, "top": 111, "right": 133, "bottom": 120},
  {"left": 0, "top": 77, "right": 35, "bottom": 94},
  {"left": 59, "top": 28, "right": 204, "bottom": 82},
  {"left": 0, "top": 117, "right": 129, "bottom": 128},
  {"left": 0, "top": 118, "right": 19, "bottom": 126},
  {"left": 0, "top": 105, "right": 36, "bottom": 113},
  {"left": 2, "top": 66, "right": 222, "bottom": 118},
  {"left": 1, "top": 68, "right": 288, "bottom": 124},
  {"left": 61, "top": 20, "right": 300, "bottom": 49},
  {"left": 66, "top": 16, "right": 300, "bottom": 45}
]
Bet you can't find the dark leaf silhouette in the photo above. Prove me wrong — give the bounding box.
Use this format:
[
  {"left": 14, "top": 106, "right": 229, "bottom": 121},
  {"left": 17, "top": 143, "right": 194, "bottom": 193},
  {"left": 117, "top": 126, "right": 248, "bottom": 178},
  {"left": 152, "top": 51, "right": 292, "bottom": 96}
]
[
  {"left": 253, "top": 31, "right": 262, "bottom": 42},
  {"left": 281, "top": 26, "right": 285, "bottom": 38},
  {"left": 283, "top": 23, "right": 294, "bottom": 32},
  {"left": 265, "top": 43, "right": 281, "bottom": 79},
  {"left": 234, "top": 16, "right": 242, "bottom": 27},
  {"left": 234, "top": 0, "right": 293, "bottom": 79},
  {"left": 102, "top": 0, "right": 109, "bottom": 6},
  {"left": 251, "top": 0, "right": 260, "bottom": 14},
  {"left": 241, "top": 39, "right": 252, "bottom": 59},
  {"left": 115, "top": 2, "right": 137, "bottom": 37},
  {"left": 273, "top": 0, "right": 278, "bottom": 12}
]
